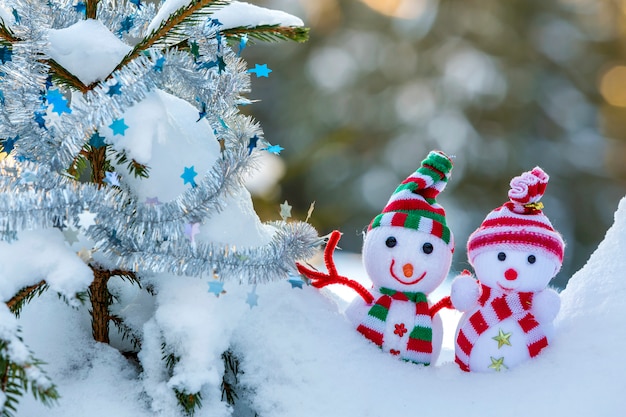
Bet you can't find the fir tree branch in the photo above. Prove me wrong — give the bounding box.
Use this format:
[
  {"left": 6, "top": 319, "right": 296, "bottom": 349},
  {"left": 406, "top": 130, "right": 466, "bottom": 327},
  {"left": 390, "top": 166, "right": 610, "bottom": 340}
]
[
  {"left": 223, "top": 25, "right": 309, "bottom": 43},
  {"left": 112, "top": 0, "right": 228, "bottom": 75},
  {"left": 6, "top": 281, "right": 48, "bottom": 318},
  {"left": 48, "top": 59, "right": 89, "bottom": 93},
  {"left": 0, "top": 22, "right": 18, "bottom": 44}
]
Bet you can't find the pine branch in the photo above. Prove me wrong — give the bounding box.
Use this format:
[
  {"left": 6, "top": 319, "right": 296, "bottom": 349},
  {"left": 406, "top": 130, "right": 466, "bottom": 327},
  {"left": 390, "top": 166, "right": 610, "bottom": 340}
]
[
  {"left": 48, "top": 59, "right": 89, "bottom": 93},
  {"left": 112, "top": 0, "right": 228, "bottom": 75},
  {"left": 223, "top": 25, "right": 309, "bottom": 43},
  {"left": 0, "top": 22, "right": 18, "bottom": 44},
  {"left": 6, "top": 281, "right": 48, "bottom": 318}
]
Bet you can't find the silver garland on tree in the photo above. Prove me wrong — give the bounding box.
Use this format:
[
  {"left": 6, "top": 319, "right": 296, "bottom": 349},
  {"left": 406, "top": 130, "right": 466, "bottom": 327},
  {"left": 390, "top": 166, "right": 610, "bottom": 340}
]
[{"left": 0, "top": 0, "right": 320, "bottom": 283}]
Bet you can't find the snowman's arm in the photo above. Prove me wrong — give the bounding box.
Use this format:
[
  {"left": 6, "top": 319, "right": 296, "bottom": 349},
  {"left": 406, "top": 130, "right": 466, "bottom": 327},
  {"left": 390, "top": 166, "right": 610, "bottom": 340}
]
[
  {"left": 296, "top": 230, "right": 375, "bottom": 304},
  {"left": 450, "top": 270, "right": 481, "bottom": 312},
  {"left": 531, "top": 288, "right": 560, "bottom": 324},
  {"left": 429, "top": 296, "right": 453, "bottom": 317}
]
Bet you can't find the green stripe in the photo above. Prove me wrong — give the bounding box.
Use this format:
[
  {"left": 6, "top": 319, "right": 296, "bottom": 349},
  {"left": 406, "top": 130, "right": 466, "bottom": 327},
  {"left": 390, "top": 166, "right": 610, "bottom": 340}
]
[
  {"left": 423, "top": 151, "right": 453, "bottom": 175},
  {"left": 409, "top": 325, "right": 432, "bottom": 342},
  {"left": 367, "top": 304, "right": 389, "bottom": 322},
  {"left": 371, "top": 214, "right": 383, "bottom": 229}
]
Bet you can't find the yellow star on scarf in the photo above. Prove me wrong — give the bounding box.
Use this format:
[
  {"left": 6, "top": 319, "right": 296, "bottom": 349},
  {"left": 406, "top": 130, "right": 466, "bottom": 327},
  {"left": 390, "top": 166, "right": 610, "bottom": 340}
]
[
  {"left": 489, "top": 356, "right": 507, "bottom": 372},
  {"left": 492, "top": 328, "right": 512, "bottom": 349}
]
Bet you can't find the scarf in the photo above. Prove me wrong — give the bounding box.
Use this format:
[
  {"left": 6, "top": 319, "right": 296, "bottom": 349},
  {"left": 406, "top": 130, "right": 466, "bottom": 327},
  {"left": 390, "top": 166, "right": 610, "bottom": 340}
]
[
  {"left": 455, "top": 284, "right": 548, "bottom": 372},
  {"left": 356, "top": 287, "right": 433, "bottom": 365}
]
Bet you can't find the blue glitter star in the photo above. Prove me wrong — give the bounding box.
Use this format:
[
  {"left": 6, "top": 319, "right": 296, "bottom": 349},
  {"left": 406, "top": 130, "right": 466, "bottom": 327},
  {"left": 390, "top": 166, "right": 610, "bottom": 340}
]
[
  {"left": 118, "top": 15, "right": 134, "bottom": 35},
  {"left": 89, "top": 132, "right": 106, "bottom": 148},
  {"left": 12, "top": 8, "right": 20, "bottom": 24},
  {"left": 47, "top": 89, "right": 72, "bottom": 115},
  {"left": 197, "top": 60, "right": 217, "bottom": 70},
  {"left": 73, "top": 2, "right": 86, "bottom": 14},
  {"left": 238, "top": 34, "right": 248, "bottom": 56},
  {"left": 109, "top": 118, "right": 129, "bottom": 136},
  {"left": 196, "top": 102, "right": 207, "bottom": 122},
  {"left": 288, "top": 276, "right": 305, "bottom": 289},
  {"left": 34, "top": 111, "right": 47, "bottom": 129},
  {"left": 153, "top": 56, "right": 165, "bottom": 72},
  {"left": 216, "top": 56, "right": 226, "bottom": 73},
  {"left": 0, "top": 90, "right": 5, "bottom": 105},
  {"left": 130, "top": 0, "right": 142, "bottom": 8},
  {"left": 1, "top": 136, "right": 17, "bottom": 154},
  {"left": 248, "top": 64, "right": 272, "bottom": 78},
  {"left": 263, "top": 144, "right": 284, "bottom": 155},
  {"left": 246, "top": 285, "right": 259, "bottom": 308},
  {"left": 107, "top": 82, "right": 122, "bottom": 96},
  {"left": 180, "top": 166, "right": 198, "bottom": 187},
  {"left": 247, "top": 135, "right": 258, "bottom": 155},
  {"left": 0, "top": 46, "right": 12, "bottom": 64},
  {"left": 209, "top": 18, "right": 223, "bottom": 27},
  {"left": 208, "top": 280, "right": 224, "bottom": 296}
]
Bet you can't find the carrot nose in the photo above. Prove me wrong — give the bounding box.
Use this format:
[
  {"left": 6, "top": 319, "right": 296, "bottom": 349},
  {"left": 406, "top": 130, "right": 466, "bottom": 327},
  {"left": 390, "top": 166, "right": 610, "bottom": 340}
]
[{"left": 403, "top": 263, "right": 414, "bottom": 278}]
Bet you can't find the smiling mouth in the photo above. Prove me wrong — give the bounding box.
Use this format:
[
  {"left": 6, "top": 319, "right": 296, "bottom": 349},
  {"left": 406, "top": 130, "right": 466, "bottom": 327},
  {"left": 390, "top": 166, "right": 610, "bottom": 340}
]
[
  {"left": 389, "top": 259, "right": 426, "bottom": 285},
  {"left": 497, "top": 282, "right": 515, "bottom": 292}
]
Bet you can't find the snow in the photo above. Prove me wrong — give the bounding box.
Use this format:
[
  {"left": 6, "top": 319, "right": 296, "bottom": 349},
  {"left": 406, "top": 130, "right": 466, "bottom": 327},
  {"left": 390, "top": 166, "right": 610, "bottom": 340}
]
[
  {"left": 47, "top": 19, "right": 132, "bottom": 85},
  {"left": 148, "top": 0, "right": 304, "bottom": 34},
  {"left": 13, "top": 196, "right": 626, "bottom": 416}
]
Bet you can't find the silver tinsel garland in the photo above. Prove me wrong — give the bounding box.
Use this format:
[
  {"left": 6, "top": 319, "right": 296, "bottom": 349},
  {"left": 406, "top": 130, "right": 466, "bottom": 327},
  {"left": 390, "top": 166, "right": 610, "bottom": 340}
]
[{"left": 0, "top": 0, "right": 320, "bottom": 284}]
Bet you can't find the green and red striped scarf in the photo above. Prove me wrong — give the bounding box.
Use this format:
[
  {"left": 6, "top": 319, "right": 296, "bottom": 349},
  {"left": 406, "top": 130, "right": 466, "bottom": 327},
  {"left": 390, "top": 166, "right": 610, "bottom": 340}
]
[{"left": 356, "top": 287, "right": 433, "bottom": 365}]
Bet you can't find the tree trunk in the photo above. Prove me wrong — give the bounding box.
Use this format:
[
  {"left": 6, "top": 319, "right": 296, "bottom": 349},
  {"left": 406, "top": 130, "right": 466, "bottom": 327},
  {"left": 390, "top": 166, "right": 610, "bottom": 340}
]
[{"left": 89, "top": 268, "right": 110, "bottom": 344}]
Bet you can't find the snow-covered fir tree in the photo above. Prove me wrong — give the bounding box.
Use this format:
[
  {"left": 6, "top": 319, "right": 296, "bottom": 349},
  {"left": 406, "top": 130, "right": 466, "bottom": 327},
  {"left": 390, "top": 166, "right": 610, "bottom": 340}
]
[{"left": 0, "top": 0, "right": 318, "bottom": 415}]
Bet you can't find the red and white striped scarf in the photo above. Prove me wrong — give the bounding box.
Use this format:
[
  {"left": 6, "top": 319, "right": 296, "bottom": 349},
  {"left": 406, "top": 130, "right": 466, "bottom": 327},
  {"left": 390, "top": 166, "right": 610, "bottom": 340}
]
[{"left": 455, "top": 284, "right": 548, "bottom": 372}]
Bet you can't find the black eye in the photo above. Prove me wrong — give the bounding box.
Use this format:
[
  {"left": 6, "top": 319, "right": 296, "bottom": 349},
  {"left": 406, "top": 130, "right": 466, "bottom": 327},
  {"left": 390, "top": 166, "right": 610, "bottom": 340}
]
[
  {"left": 385, "top": 237, "right": 397, "bottom": 248},
  {"left": 497, "top": 252, "right": 506, "bottom": 261},
  {"left": 422, "top": 242, "right": 434, "bottom": 254},
  {"left": 528, "top": 255, "right": 536, "bottom": 264}
]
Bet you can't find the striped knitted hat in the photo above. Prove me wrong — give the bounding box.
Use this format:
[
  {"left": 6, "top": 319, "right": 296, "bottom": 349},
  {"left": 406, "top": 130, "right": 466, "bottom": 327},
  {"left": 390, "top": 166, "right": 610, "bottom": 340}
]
[
  {"left": 467, "top": 167, "right": 564, "bottom": 265},
  {"left": 369, "top": 150, "right": 454, "bottom": 249}
]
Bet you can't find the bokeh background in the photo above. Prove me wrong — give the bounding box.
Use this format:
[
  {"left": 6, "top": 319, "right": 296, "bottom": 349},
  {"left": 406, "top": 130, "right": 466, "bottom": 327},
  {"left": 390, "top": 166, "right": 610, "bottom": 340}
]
[{"left": 243, "top": 0, "right": 626, "bottom": 288}]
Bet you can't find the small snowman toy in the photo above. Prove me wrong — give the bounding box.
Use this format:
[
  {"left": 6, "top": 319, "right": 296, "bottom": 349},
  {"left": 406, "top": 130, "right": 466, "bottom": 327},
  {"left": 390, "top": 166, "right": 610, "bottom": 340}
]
[
  {"left": 451, "top": 167, "right": 564, "bottom": 372},
  {"left": 297, "top": 150, "right": 454, "bottom": 365}
]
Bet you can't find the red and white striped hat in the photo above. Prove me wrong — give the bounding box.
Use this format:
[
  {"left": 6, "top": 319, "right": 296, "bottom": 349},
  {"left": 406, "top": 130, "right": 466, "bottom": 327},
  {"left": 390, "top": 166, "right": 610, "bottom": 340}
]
[{"left": 467, "top": 167, "right": 564, "bottom": 266}]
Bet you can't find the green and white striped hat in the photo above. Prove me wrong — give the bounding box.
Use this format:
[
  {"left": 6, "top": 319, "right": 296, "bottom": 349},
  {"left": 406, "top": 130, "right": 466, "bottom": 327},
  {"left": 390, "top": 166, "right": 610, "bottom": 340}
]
[{"left": 368, "top": 150, "right": 454, "bottom": 249}]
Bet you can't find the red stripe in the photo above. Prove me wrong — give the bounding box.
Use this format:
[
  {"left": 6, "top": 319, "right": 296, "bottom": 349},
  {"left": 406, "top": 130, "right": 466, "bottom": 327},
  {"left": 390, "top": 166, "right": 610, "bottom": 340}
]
[
  {"left": 415, "top": 300, "right": 429, "bottom": 316},
  {"left": 455, "top": 355, "right": 470, "bottom": 372},
  {"left": 469, "top": 312, "right": 489, "bottom": 335},
  {"left": 518, "top": 312, "right": 539, "bottom": 333},
  {"left": 527, "top": 337, "right": 549, "bottom": 357},
  {"left": 421, "top": 187, "right": 440, "bottom": 199},
  {"left": 519, "top": 292, "right": 533, "bottom": 311},
  {"left": 377, "top": 295, "right": 392, "bottom": 310},
  {"left": 431, "top": 220, "right": 443, "bottom": 239},
  {"left": 423, "top": 163, "right": 446, "bottom": 181},
  {"left": 383, "top": 198, "right": 445, "bottom": 216},
  {"left": 468, "top": 232, "right": 564, "bottom": 260},
  {"left": 481, "top": 217, "right": 554, "bottom": 231},
  {"left": 456, "top": 331, "right": 473, "bottom": 356},
  {"left": 407, "top": 338, "right": 432, "bottom": 354},
  {"left": 492, "top": 297, "right": 513, "bottom": 321},
  {"left": 357, "top": 325, "right": 384, "bottom": 347},
  {"left": 391, "top": 212, "right": 408, "bottom": 227},
  {"left": 402, "top": 176, "right": 427, "bottom": 188},
  {"left": 478, "top": 285, "right": 491, "bottom": 306}
]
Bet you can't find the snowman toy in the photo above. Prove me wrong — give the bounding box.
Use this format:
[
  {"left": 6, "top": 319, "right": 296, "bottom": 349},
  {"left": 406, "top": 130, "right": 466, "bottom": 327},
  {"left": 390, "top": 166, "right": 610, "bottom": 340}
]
[
  {"left": 451, "top": 167, "right": 564, "bottom": 372},
  {"left": 297, "top": 151, "right": 455, "bottom": 365}
]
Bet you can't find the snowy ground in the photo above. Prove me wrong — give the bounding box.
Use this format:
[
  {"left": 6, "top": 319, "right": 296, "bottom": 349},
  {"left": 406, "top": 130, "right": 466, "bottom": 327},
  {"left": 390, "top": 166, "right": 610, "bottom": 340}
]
[{"left": 16, "top": 198, "right": 626, "bottom": 416}]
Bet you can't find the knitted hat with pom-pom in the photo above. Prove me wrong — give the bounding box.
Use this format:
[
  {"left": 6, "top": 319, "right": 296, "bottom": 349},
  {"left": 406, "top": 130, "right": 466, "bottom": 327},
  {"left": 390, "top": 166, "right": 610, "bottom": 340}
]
[
  {"left": 369, "top": 150, "right": 454, "bottom": 249},
  {"left": 467, "top": 167, "right": 564, "bottom": 266}
]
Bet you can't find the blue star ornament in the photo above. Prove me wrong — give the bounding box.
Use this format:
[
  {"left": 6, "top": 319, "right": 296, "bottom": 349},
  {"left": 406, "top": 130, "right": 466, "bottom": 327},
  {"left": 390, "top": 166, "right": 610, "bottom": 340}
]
[
  {"left": 1, "top": 136, "right": 17, "bottom": 154},
  {"left": 89, "top": 132, "right": 106, "bottom": 148},
  {"left": 247, "top": 135, "right": 259, "bottom": 155},
  {"left": 73, "top": 2, "right": 86, "bottom": 14},
  {"left": 34, "top": 111, "right": 47, "bottom": 129},
  {"left": 118, "top": 15, "right": 135, "bottom": 35},
  {"left": 264, "top": 144, "right": 284, "bottom": 155},
  {"left": 107, "top": 82, "right": 122, "bottom": 96},
  {"left": 238, "top": 34, "right": 248, "bottom": 56},
  {"left": 153, "top": 56, "right": 165, "bottom": 72},
  {"left": 288, "top": 276, "right": 305, "bottom": 289},
  {"left": 130, "top": 0, "right": 142, "bottom": 8},
  {"left": 0, "top": 46, "right": 12, "bottom": 64},
  {"left": 208, "top": 280, "right": 225, "bottom": 296},
  {"left": 248, "top": 64, "right": 272, "bottom": 78},
  {"left": 180, "top": 166, "right": 198, "bottom": 187},
  {"left": 246, "top": 285, "right": 259, "bottom": 308},
  {"left": 109, "top": 118, "right": 129, "bottom": 136},
  {"left": 47, "top": 89, "right": 72, "bottom": 115}
]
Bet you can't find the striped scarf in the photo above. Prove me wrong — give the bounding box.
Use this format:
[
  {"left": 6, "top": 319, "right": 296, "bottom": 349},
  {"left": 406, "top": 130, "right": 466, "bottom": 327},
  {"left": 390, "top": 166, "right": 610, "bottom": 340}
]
[
  {"left": 356, "top": 287, "right": 433, "bottom": 365},
  {"left": 455, "top": 284, "right": 549, "bottom": 372}
]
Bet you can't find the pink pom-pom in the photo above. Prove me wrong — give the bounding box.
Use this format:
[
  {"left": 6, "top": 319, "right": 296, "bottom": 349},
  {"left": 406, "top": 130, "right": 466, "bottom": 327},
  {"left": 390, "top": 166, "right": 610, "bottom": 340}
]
[{"left": 508, "top": 167, "right": 549, "bottom": 205}]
